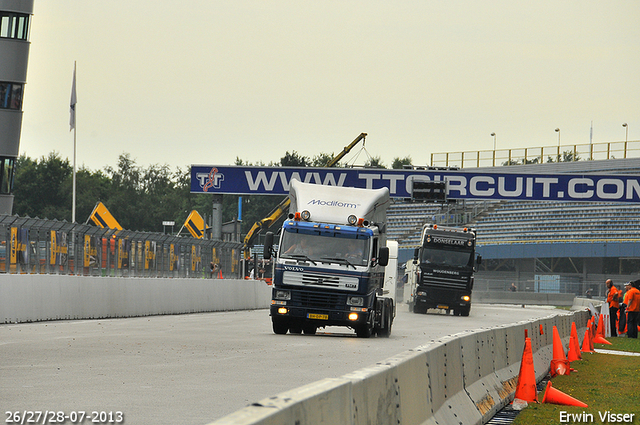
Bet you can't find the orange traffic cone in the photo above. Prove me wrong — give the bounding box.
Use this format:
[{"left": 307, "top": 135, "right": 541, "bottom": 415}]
[
  {"left": 539, "top": 324, "right": 544, "bottom": 335},
  {"left": 594, "top": 315, "right": 612, "bottom": 345},
  {"left": 542, "top": 381, "right": 588, "bottom": 408},
  {"left": 581, "top": 328, "right": 594, "bottom": 353},
  {"left": 550, "top": 326, "right": 570, "bottom": 377},
  {"left": 218, "top": 269, "right": 223, "bottom": 279},
  {"left": 513, "top": 337, "right": 538, "bottom": 405},
  {"left": 596, "top": 314, "right": 605, "bottom": 338},
  {"left": 569, "top": 322, "right": 582, "bottom": 361},
  {"left": 567, "top": 335, "right": 581, "bottom": 362}
]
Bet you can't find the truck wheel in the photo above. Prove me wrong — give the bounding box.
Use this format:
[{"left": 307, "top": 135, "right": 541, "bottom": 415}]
[
  {"left": 272, "top": 318, "right": 288, "bottom": 335},
  {"left": 356, "top": 323, "right": 373, "bottom": 338},
  {"left": 461, "top": 307, "right": 470, "bottom": 317},
  {"left": 302, "top": 325, "right": 317, "bottom": 335},
  {"left": 378, "top": 302, "right": 392, "bottom": 338},
  {"left": 289, "top": 324, "right": 302, "bottom": 334}
]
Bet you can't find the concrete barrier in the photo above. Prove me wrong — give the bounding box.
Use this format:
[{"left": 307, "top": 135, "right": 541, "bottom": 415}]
[
  {"left": 0, "top": 274, "right": 272, "bottom": 323},
  {"left": 209, "top": 309, "right": 591, "bottom": 425},
  {"left": 472, "top": 291, "right": 576, "bottom": 306}
]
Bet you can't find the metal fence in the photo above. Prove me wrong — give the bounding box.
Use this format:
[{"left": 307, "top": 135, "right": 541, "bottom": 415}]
[
  {"left": 0, "top": 215, "right": 243, "bottom": 278},
  {"left": 431, "top": 139, "right": 640, "bottom": 169}
]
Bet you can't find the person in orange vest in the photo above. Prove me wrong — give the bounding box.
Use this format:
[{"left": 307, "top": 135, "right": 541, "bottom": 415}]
[
  {"left": 606, "top": 279, "right": 620, "bottom": 337},
  {"left": 624, "top": 281, "right": 640, "bottom": 339}
]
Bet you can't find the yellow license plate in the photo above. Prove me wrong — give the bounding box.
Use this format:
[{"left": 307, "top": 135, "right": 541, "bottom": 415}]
[
  {"left": 437, "top": 305, "right": 449, "bottom": 310},
  {"left": 308, "top": 313, "right": 328, "bottom": 320}
]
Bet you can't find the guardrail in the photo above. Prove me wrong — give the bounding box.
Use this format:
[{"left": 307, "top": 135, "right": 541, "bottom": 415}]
[
  {"left": 209, "top": 308, "right": 591, "bottom": 425},
  {"left": 431, "top": 139, "right": 640, "bottom": 169},
  {"left": 0, "top": 214, "right": 242, "bottom": 278}
]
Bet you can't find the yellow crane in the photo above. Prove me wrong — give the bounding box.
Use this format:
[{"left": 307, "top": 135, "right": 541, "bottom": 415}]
[{"left": 242, "top": 133, "right": 367, "bottom": 252}]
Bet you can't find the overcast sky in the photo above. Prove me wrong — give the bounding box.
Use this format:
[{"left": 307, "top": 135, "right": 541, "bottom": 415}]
[{"left": 19, "top": 1, "right": 640, "bottom": 172}]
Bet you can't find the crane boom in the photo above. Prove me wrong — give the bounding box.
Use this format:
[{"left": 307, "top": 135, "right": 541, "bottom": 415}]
[{"left": 242, "top": 133, "right": 367, "bottom": 251}]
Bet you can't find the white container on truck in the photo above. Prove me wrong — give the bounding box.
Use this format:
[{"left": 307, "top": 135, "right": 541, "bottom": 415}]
[
  {"left": 264, "top": 180, "right": 397, "bottom": 338},
  {"left": 407, "top": 224, "right": 481, "bottom": 316}
]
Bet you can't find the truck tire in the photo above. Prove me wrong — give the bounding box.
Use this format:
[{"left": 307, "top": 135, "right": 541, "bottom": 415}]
[
  {"left": 356, "top": 323, "right": 373, "bottom": 338},
  {"left": 461, "top": 306, "right": 470, "bottom": 317},
  {"left": 302, "top": 324, "right": 317, "bottom": 335},
  {"left": 272, "top": 318, "right": 289, "bottom": 335},
  {"left": 377, "top": 301, "right": 392, "bottom": 338}
]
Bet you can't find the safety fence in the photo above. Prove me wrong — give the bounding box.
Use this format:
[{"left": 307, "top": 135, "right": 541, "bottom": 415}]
[
  {"left": 0, "top": 214, "right": 243, "bottom": 279},
  {"left": 431, "top": 139, "right": 640, "bottom": 168}
]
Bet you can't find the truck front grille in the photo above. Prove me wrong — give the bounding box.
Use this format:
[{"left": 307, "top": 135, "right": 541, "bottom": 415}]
[
  {"left": 292, "top": 291, "right": 346, "bottom": 309},
  {"left": 283, "top": 271, "right": 359, "bottom": 291},
  {"left": 422, "top": 275, "right": 468, "bottom": 291}
]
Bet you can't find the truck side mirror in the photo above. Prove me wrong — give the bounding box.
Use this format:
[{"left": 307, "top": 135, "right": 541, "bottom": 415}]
[
  {"left": 378, "top": 246, "right": 389, "bottom": 267},
  {"left": 476, "top": 255, "right": 482, "bottom": 265},
  {"left": 263, "top": 232, "right": 274, "bottom": 260},
  {"left": 413, "top": 248, "right": 419, "bottom": 264}
]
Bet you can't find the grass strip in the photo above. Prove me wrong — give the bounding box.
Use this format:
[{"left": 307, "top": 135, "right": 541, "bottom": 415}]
[{"left": 512, "top": 337, "right": 640, "bottom": 424}]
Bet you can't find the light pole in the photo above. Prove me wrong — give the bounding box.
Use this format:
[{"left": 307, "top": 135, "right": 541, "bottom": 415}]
[
  {"left": 555, "top": 128, "right": 561, "bottom": 162},
  {"left": 623, "top": 123, "right": 628, "bottom": 158},
  {"left": 491, "top": 132, "right": 496, "bottom": 166}
]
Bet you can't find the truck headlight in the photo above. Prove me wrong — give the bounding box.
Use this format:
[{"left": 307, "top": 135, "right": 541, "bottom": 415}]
[
  {"left": 461, "top": 295, "right": 471, "bottom": 302},
  {"left": 274, "top": 290, "right": 291, "bottom": 300},
  {"left": 347, "top": 296, "right": 364, "bottom": 306},
  {"left": 417, "top": 291, "right": 427, "bottom": 297}
]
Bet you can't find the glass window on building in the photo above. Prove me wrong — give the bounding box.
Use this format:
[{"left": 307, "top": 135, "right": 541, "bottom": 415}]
[
  {"left": 0, "top": 12, "right": 30, "bottom": 40},
  {"left": 0, "top": 82, "right": 23, "bottom": 110},
  {"left": 0, "top": 157, "right": 15, "bottom": 194}
]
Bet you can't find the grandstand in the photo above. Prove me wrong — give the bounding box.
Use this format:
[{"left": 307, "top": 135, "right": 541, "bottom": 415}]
[{"left": 388, "top": 157, "right": 640, "bottom": 296}]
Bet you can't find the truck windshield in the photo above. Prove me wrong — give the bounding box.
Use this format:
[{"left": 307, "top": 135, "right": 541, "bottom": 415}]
[
  {"left": 280, "top": 231, "right": 370, "bottom": 266},
  {"left": 421, "top": 246, "right": 473, "bottom": 268}
]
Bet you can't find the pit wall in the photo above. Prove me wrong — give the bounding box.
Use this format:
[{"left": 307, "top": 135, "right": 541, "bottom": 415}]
[
  {"left": 0, "top": 274, "right": 271, "bottom": 323},
  {"left": 210, "top": 309, "right": 591, "bottom": 425}
]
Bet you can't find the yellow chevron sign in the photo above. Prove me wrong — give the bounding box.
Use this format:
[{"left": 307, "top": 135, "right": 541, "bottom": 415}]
[
  {"left": 89, "top": 202, "right": 123, "bottom": 231},
  {"left": 184, "top": 210, "right": 209, "bottom": 239}
]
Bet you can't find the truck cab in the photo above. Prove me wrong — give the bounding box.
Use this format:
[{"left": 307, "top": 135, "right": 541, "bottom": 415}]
[
  {"left": 264, "top": 180, "right": 396, "bottom": 338},
  {"left": 409, "top": 224, "right": 480, "bottom": 316}
]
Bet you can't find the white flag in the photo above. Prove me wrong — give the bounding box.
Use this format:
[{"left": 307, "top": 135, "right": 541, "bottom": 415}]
[{"left": 69, "top": 62, "right": 77, "bottom": 131}]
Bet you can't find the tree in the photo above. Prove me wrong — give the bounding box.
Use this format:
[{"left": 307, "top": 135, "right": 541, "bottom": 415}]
[
  {"left": 392, "top": 156, "right": 412, "bottom": 169},
  {"left": 546, "top": 150, "right": 581, "bottom": 163},
  {"left": 104, "top": 153, "right": 144, "bottom": 230},
  {"left": 364, "top": 156, "right": 385, "bottom": 168},
  {"left": 280, "top": 151, "right": 310, "bottom": 167},
  {"left": 70, "top": 167, "right": 112, "bottom": 224},
  {"left": 13, "top": 152, "right": 72, "bottom": 220},
  {"left": 312, "top": 152, "right": 335, "bottom": 167}
]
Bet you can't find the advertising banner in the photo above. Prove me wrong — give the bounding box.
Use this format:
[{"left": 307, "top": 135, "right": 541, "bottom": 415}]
[{"left": 191, "top": 165, "right": 640, "bottom": 203}]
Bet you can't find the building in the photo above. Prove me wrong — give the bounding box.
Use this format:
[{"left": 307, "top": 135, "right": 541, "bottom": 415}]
[{"left": 0, "top": 0, "right": 33, "bottom": 214}]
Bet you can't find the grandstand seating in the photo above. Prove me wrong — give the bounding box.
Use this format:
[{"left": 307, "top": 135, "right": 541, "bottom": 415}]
[
  {"left": 387, "top": 199, "right": 640, "bottom": 248},
  {"left": 473, "top": 200, "right": 640, "bottom": 245}
]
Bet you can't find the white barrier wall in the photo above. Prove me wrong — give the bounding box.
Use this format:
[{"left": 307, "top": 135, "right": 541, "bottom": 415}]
[
  {"left": 210, "top": 309, "right": 590, "bottom": 425},
  {"left": 0, "top": 274, "right": 272, "bottom": 323}
]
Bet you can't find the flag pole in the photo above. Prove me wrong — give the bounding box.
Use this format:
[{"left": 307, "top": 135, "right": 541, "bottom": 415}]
[{"left": 70, "top": 61, "right": 77, "bottom": 223}]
